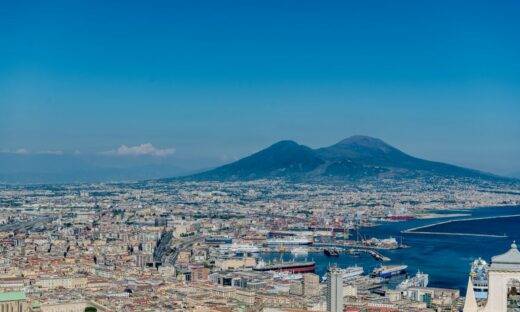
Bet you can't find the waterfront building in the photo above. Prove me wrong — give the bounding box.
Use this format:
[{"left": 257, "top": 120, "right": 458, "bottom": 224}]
[
  {"left": 326, "top": 268, "right": 343, "bottom": 312},
  {"left": 464, "top": 242, "right": 520, "bottom": 311}
]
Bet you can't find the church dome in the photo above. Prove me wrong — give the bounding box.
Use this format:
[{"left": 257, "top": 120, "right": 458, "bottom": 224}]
[{"left": 490, "top": 241, "right": 520, "bottom": 271}]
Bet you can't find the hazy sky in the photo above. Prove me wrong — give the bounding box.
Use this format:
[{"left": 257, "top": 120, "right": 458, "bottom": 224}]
[{"left": 1, "top": 0, "right": 519, "bottom": 174}]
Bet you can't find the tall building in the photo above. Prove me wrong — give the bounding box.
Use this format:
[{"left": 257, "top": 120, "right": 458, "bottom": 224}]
[{"left": 326, "top": 268, "right": 343, "bottom": 312}]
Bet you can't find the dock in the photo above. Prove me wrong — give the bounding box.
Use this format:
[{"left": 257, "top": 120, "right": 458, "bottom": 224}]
[
  {"left": 288, "top": 244, "right": 391, "bottom": 262},
  {"left": 347, "top": 248, "right": 391, "bottom": 262}
]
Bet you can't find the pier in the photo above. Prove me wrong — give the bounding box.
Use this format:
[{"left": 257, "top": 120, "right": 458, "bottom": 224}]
[
  {"left": 283, "top": 244, "right": 392, "bottom": 262},
  {"left": 401, "top": 214, "right": 520, "bottom": 238},
  {"left": 346, "top": 248, "right": 391, "bottom": 262}
]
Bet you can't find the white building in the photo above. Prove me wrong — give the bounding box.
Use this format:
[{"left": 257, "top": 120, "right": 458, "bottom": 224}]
[
  {"left": 326, "top": 268, "right": 343, "bottom": 312},
  {"left": 464, "top": 241, "right": 520, "bottom": 311},
  {"left": 35, "top": 276, "right": 87, "bottom": 290}
]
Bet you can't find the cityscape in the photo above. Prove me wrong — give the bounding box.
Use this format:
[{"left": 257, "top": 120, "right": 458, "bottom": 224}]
[
  {"left": 1, "top": 175, "right": 520, "bottom": 311},
  {"left": 2, "top": 1, "right": 520, "bottom": 311}
]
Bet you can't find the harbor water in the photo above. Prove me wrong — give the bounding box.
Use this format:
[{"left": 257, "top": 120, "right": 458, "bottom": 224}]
[{"left": 261, "top": 205, "right": 520, "bottom": 293}]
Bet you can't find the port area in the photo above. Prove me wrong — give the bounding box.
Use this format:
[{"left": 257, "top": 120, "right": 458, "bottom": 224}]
[
  {"left": 401, "top": 214, "right": 520, "bottom": 238},
  {"left": 267, "top": 244, "right": 392, "bottom": 262}
]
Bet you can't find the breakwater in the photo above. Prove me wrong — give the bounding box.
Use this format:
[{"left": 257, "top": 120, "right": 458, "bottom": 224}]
[{"left": 401, "top": 214, "right": 520, "bottom": 237}]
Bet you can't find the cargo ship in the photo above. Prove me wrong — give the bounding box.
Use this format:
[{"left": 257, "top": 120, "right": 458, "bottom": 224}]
[
  {"left": 253, "top": 259, "right": 316, "bottom": 273},
  {"left": 371, "top": 265, "right": 408, "bottom": 278}
]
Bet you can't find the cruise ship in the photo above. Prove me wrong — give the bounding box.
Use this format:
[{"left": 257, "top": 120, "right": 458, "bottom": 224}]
[
  {"left": 371, "top": 265, "right": 408, "bottom": 278},
  {"left": 322, "top": 265, "right": 364, "bottom": 282},
  {"left": 266, "top": 237, "right": 312, "bottom": 246},
  {"left": 341, "top": 265, "right": 364, "bottom": 281},
  {"left": 470, "top": 257, "right": 489, "bottom": 300},
  {"left": 253, "top": 259, "right": 316, "bottom": 273},
  {"left": 397, "top": 270, "right": 429, "bottom": 290}
]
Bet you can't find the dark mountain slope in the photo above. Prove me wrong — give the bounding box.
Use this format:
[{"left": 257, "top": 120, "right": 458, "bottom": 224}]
[
  {"left": 190, "top": 140, "right": 324, "bottom": 180},
  {"left": 184, "top": 135, "right": 502, "bottom": 182},
  {"left": 316, "top": 135, "right": 488, "bottom": 178}
]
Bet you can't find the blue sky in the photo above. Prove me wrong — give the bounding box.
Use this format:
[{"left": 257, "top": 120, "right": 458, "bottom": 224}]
[{"left": 1, "top": 0, "right": 519, "bottom": 175}]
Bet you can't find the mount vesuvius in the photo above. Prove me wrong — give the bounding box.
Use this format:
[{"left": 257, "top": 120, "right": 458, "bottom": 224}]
[{"left": 178, "top": 135, "right": 502, "bottom": 182}]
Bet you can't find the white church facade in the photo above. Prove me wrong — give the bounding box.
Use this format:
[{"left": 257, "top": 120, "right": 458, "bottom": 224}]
[{"left": 464, "top": 242, "right": 520, "bottom": 312}]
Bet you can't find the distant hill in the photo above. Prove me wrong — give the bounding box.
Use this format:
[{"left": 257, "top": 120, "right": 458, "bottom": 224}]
[{"left": 183, "top": 135, "right": 503, "bottom": 182}]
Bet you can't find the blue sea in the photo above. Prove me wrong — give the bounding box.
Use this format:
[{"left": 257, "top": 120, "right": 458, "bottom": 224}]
[{"left": 261, "top": 205, "right": 520, "bottom": 293}]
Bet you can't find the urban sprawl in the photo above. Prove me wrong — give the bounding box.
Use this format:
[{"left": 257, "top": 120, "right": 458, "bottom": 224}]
[{"left": 1, "top": 177, "right": 520, "bottom": 311}]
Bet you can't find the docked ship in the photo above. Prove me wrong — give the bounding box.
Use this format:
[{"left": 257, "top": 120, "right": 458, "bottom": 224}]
[
  {"left": 341, "top": 265, "right": 364, "bottom": 281},
  {"left": 219, "top": 243, "right": 260, "bottom": 254},
  {"left": 386, "top": 206, "right": 415, "bottom": 221},
  {"left": 324, "top": 248, "right": 340, "bottom": 257},
  {"left": 290, "top": 246, "right": 309, "bottom": 257},
  {"left": 397, "top": 270, "right": 429, "bottom": 290},
  {"left": 322, "top": 265, "right": 364, "bottom": 282},
  {"left": 371, "top": 265, "right": 408, "bottom": 278},
  {"left": 253, "top": 259, "right": 316, "bottom": 273},
  {"left": 266, "top": 236, "right": 312, "bottom": 246},
  {"left": 470, "top": 257, "right": 489, "bottom": 300}
]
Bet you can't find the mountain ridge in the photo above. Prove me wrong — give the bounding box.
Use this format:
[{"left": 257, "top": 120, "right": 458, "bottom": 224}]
[{"left": 181, "top": 135, "right": 504, "bottom": 182}]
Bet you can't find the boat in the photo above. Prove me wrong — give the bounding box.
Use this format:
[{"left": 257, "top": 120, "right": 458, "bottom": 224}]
[
  {"left": 324, "top": 248, "right": 340, "bottom": 257},
  {"left": 290, "top": 246, "right": 309, "bottom": 257},
  {"left": 470, "top": 257, "right": 489, "bottom": 299},
  {"left": 397, "top": 270, "right": 429, "bottom": 290},
  {"left": 266, "top": 237, "right": 312, "bottom": 246},
  {"left": 371, "top": 265, "right": 408, "bottom": 278},
  {"left": 253, "top": 259, "right": 316, "bottom": 273},
  {"left": 322, "top": 265, "right": 364, "bottom": 282},
  {"left": 219, "top": 243, "right": 260, "bottom": 254},
  {"left": 341, "top": 265, "right": 364, "bottom": 281}
]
